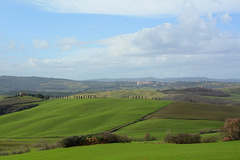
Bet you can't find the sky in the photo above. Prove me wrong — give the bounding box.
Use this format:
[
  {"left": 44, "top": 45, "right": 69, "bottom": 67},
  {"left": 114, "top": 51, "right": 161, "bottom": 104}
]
[{"left": 0, "top": 0, "right": 240, "bottom": 80}]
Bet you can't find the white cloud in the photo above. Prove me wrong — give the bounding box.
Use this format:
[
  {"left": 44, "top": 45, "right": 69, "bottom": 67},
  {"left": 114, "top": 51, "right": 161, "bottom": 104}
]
[
  {"left": 9, "top": 9, "right": 238, "bottom": 79},
  {"left": 2, "top": 1, "right": 240, "bottom": 79},
  {"left": 32, "top": 39, "right": 49, "bottom": 49},
  {"left": 99, "top": 12, "right": 240, "bottom": 57},
  {"left": 220, "top": 13, "right": 232, "bottom": 22},
  {"left": 57, "top": 37, "right": 88, "bottom": 51},
  {"left": 26, "top": 0, "right": 240, "bottom": 16}
]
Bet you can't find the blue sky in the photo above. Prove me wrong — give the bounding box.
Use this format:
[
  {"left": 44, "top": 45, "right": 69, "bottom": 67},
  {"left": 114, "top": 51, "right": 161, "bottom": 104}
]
[{"left": 0, "top": 0, "right": 240, "bottom": 80}]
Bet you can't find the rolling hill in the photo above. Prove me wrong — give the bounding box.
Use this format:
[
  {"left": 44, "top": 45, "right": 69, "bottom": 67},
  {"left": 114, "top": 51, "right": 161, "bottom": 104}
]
[{"left": 0, "top": 98, "right": 172, "bottom": 137}]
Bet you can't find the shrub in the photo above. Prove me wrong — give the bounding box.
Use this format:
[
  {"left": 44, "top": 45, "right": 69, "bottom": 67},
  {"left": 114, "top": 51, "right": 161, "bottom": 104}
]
[
  {"left": 164, "top": 133, "right": 201, "bottom": 144},
  {"left": 59, "top": 133, "right": 131, "bottom": 148},
  {"left": 59, "top": 135, "right": 87, "bottom": 148},
  {"left": 100, "top": 132, "right": 132, "bottom": 143},
  {"left": 221, "top": 118, "right": 240, "bottom": 141}
]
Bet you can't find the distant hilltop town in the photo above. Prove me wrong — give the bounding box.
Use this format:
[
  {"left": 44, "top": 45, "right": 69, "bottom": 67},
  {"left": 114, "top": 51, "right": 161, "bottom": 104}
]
[{"left": 137, "top": 81, "right": 154, "bottom": 85}]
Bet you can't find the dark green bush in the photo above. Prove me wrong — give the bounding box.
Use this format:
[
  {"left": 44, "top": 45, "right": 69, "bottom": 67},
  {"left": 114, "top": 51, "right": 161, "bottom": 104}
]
[
  {"left": 100, "top": 132, "right": 132, "bottom": 143},
  {"left": 164, "top": 133, "right": 201, "bottom": 144},
  {"left": 59, "top": 133, "right": 131, "bottom": 148},
  {"left": 59, "top": 135, "right": 87, "bottom": 148}
]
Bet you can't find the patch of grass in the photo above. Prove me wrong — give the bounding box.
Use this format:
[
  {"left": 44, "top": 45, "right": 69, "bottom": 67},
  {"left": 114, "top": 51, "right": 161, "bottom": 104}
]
[
  {"left": 0, "top": 98, "right": 172, "bottom": 137},
  {"left": 1, "top": 141, "right": 240, "bottom": 160},
  {"left": 116, "top": 119, "right": 223, "bottom": 139},
  {"left": 150, "top": 102, "right": 240, "bottom": 121}
]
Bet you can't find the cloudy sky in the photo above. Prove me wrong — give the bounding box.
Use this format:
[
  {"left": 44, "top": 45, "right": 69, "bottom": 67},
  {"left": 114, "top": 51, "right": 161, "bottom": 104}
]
[{"left": 0, "top": 0, "right": 240, "bottom": 80}]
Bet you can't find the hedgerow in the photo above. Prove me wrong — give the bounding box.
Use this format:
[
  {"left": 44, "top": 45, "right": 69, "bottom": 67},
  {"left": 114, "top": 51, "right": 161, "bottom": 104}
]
[{"left": 59, "top": 132, "right": 132, "bottom": 148}]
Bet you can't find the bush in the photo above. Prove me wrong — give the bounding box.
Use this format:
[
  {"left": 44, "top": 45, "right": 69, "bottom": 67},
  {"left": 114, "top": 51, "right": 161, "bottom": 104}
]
[
  {"left": 164, "top": 133, "right": 201, "bottom": 144},
  {"left": 221, "top": 118, "right": 240, "bottom": 141},
  {"left": 59, "top": 135, "right": 87, "bottom": 148},
  {"left": 100, "top": 132, "right": 132, "bottom": 143},
  {"left": 59, "top": 133, "right": 131, "bottom": 148},
  {"left": 80, "top": 137, "right": 101, "bottom": 145}
]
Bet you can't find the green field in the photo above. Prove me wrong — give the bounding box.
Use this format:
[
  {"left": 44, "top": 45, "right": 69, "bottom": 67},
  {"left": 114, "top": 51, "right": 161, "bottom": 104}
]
[
  {"left": 1, "top": 96, "right": 239, "bottom": 159},
  {"left": 116, "top": 119, "right": 223, "bottom": 138},
  {"left": 149, "top": 102, "right": 240, "bottom": 121},
  {"left": 1, "top": 141, "right": 240, "bottom": 160},
  {"left": 0, "top": 98, "right": 172, "bottom": 137}
]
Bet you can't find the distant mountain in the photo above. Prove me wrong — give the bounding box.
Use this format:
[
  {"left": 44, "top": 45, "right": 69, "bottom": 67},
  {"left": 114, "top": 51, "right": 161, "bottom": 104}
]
[
  {"left": 0, "top": 76, "right": 86, "bottom": 94},
  {"left": 89, "top": 77, "right": 240, "bottom": 83},
  {"left": 1, "top": 76, "right": 240, "bottom": 95}
]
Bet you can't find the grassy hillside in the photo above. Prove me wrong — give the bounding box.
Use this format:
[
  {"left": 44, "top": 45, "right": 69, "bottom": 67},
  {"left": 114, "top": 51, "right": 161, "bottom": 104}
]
[
  {"left": 0, "top": 98, "right": 172, "bottom": 137},
  {"left": 116, "top": 119, "right": 223, "bottom": 138},
  {"left": 1, "top": 141, "right": 240, "bottom": 160},
  {"left": 149, "top": 102, "right": 240, "bottom": 121}
]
